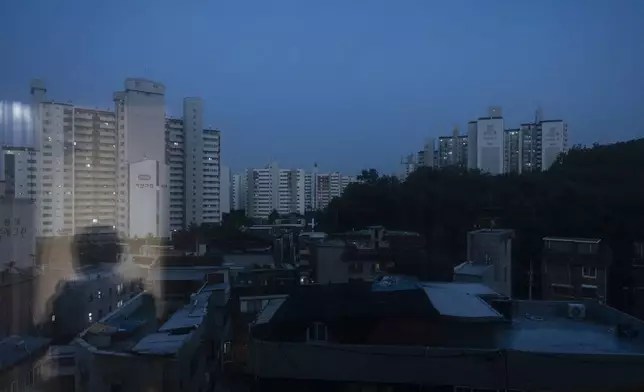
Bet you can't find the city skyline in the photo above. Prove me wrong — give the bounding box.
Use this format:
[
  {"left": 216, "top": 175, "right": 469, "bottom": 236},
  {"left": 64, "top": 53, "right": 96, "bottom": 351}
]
[{"left": 1, "top": 0, "right": 642, "bottom": 175}]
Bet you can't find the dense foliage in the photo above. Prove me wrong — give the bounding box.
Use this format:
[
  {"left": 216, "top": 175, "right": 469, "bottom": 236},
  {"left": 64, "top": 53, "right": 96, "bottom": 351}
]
[{"left": 318, "top": 139, "right": 644, "bottom": 300}]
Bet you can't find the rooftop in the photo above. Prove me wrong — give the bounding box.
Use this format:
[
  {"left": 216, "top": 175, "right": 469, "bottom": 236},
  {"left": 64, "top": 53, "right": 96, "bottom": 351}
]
[
  {"left": 453, "top": 261, "right": 493, "bottom": 277},
  {"left": 0, "top": 335, "right": 50, "bottom": 372},
  {"left": 253, "top": 279, "right": 644, "bottom": 356},
  {"left": 543, "top": 237, "right": 602, "bottom": 244},
  {"left": 153, "top": 254, "right": 223, "bottom": 268},
  {"left": 79, "top": 280, "right": 230, "bottom": 356},
  {"left": 491, "top": 300, "right": 644, "bottom": 355},
  {"left": 222, "top": 253, "right": 275, "bottom": 268}
]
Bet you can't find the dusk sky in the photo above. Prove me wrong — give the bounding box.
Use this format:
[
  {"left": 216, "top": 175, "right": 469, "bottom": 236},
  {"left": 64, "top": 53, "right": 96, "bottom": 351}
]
[{"left": 1, "top": 0, "right": 642, "bottom": 175}]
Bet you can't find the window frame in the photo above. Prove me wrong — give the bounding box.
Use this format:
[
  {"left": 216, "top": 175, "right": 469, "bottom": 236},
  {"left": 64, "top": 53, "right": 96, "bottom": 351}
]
[{"left": 582, "top": 266, "right": 597, "bottom": 279}]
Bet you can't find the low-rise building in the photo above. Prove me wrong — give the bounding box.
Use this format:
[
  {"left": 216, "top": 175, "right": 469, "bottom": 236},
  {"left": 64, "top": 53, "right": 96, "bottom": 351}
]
[
  {"left": 75, "top": 282, "right": 231, "bottom": 392},
  {"left": 228, "top": 266, "right": 298, "bottom": 370},
  {"left": 35, "top": 263, "right": 145, "bottom": 342},
  {"left": 454, "top": 229, "right": 514, "bottom": 297},
  {"left": 0, "top": 265, "right": 37, "bottom": 337},
  {"left": 541, "top": 237, "right": 612, "bottom": 303},
  {"left": 626, "top": 242, "right": 644, "bottom": 320},
  {"left": 309, "top": 227, "right": 426, "bottom": 284},
  {"left": 249, "top": 278, "right": 644, "bottom": 391},
  {"left": 0, "top": 335, "right": 50, "bottom": 392}
]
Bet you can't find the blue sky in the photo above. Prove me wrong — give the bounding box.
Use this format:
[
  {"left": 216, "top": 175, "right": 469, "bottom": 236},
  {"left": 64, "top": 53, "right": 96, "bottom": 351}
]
[{"left": 1, "top": 0, "right": 643, "bottom": 175}]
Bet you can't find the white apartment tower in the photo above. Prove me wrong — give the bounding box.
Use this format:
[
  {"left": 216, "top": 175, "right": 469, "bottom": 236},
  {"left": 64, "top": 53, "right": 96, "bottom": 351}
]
[
  {"left": 183, "top": 98, "right": 221, "bottom": 227},
  {"left": 540, "top": 120, "right": 568, "bottom": 170},
  {"left": 30, "top": 82, "right": 119, "bottom": 236},
  {"left": 245, "top": 163, "right": 307, "bottom": 219},
  {"left": 231, "top": 173, "right": 247, "bottom": 211},
  {"left": 220, "top": 166, "right": 231, "bottom": 219},
  {"left": 113, "top": 79, "right": 169, "bottom": 238},
  {"left": 164, "top": 98, "right": 221, "bottom": 230},
  {"left": 166, "top": 118, "right": 184, "bottom": 231},
  {"left": 468, "top": 106, "right": 505, "bottom": 175}
]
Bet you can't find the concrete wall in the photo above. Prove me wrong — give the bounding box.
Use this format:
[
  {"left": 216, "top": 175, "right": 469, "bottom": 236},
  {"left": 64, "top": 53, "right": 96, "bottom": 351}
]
[
  {"left": 249, "top": 339, "right": 644, "bottom": 391},
  {"left": 466, "top": 230, "right": 512, "bottom": 297},
  {"left": 314, "top": 245, "right": 383, "bottom": 284},
  {"left": 0, "top": 199, "right": 36, "bottom": 267}
]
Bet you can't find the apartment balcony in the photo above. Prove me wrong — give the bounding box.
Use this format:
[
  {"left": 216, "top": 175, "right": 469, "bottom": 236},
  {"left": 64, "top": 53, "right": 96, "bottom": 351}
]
[{"left": 75, "top": 136, "right": 93, "bottom": 143}]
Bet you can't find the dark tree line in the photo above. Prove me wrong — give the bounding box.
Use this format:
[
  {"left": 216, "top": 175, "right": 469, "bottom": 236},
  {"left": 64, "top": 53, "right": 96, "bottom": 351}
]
[{"left": 317, "top": 139, "right": 644, "bottom": 301}]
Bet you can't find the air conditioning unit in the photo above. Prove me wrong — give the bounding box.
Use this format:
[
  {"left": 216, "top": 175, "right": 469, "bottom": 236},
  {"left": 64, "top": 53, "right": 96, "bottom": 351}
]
[{"left": 568, "top": 303, "right": 586, "bottom": 320}]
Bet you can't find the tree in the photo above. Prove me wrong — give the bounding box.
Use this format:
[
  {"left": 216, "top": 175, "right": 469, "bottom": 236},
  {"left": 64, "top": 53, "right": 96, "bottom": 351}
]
[
  {"left": 319, "top": 138, "right": 644, "bottom": 302},
  {"left": 357, "top": 168, "right": 379, "bottom": 184}
]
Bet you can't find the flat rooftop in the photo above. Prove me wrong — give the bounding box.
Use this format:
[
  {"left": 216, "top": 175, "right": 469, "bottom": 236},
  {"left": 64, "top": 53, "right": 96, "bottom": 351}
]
[
  {"left": 79, "top": 282, "right": 230, "bottom": 357},
  {"left": 497, "top": 301, "right": 644, "bottom": 354},
  {"left": 253, "top": 279, "right": 644, "bottom": 356},
  {"left": 0, "top": 335, "right": 50, "bottom": 372},
  {"left": 453, "top": 261, "right": 493, "bottom": 277},
  {"left": 543, "top": 237, "right": 602, "bottom": 244}
]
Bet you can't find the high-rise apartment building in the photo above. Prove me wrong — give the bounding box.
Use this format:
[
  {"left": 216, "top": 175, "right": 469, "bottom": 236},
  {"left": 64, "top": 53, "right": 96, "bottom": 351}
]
[
  {"left": 243, "top": 163, "right": 354, "bottom": 218},
  {"left": 114, "top": 78, "right": 169, "bottom": 238},
  {"left": 468, "top": 107, "right": 505, "bottom": 175},
  {"left": 22, "top": 79, "right": 225, "bottom": 238},
  {"left": 417, "top": 138, "right": 435, "bottom": 168},
  {"left": 231, "top": 173, "right": 247, "bottom": 211},
  {"left": 164, "top": 98, "right": 221, "bottom": 230},
  {"left": 412, "top": 107, "right": 567, "bottom": 176},
  {"left": 1, "top": 146, "right": 37, "bottom": 200},
  {"left": 519, "top": 122, "right": 542, "bottom": 173},
  {"left": 29, "top": 82, "right": 118, "bottom": 236},
  {"left": 506, "top": 118, "right": 567, "bottom": 174},
  {"left": 166, "top": 117, "right": 185, "bottom": 231},
  {"left": 72, "top": 107, "right": 118, "bottom": 231},
  {"left": 541, "top": 120, "right": 568, "bottom": 170},
  {"left": 437, "top": 127, "right": 468, "bottom": 168},
  {"left": 220, "top": 165, "right": 231, "bottom": 219},
  {"left": 308, "top": 171, "right": 355, "bottom": 211},
  {"left": 504, "top": 128, "right": 521, "bottom": 173}
]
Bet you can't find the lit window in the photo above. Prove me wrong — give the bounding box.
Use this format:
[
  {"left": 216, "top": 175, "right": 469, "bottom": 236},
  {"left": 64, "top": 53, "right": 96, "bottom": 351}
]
[
  {"left": 117, "top": 300, "right": 123, "bottom": 308},
  {"left": 97, "top": 290, "right": 102, "bottom": 299},
  {"left": 51, "top": 314, "right": 56, "bottom": 322},
  {"left": 88, "top": 312, "right": 93, "bottom": 322}
]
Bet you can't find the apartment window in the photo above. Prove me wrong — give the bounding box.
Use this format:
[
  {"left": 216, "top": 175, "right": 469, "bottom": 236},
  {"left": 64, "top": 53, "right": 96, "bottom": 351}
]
[
  {"left": 117, "top": 300, "right": 123, "bottom": 308},
  {"left": 582, "top": 266, "right": 597, "bottom": 279},
  {"left": 97, "top": 290, "right": 102, "bottom": 299},
  {"left": 307, "top": 322, "right": 328, "bottom": 342},
  {"left": 88, "top": 312, "right": 93, "bottom": 322},
  {"left": 117, "top": 283, "right": 123, "bottom": 295}
]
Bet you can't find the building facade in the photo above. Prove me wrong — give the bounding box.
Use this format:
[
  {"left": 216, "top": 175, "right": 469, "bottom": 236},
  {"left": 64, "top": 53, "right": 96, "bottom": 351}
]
[
  {"left": 164, "top": 99, "right": 222, "bottom": 230},
  {"left": 503, "top": 128, "right": 521, "bottom": 173},
  {"left": 437, "top": 128, "right": 468, "bottom": 168},
  {"left": 231, "top": 173, "right": 246, "bottom": 211},
  {"left": 244, "top": 163, "right": 352, "bottom": 218},
  {"left": 114, "top": 78, "right": 168, "bottom": 238},
  {"left": 541, "top": 237, "right": 611, "bottom": 303},
  {"left": 220, "top": 165, "right": 231, "bottom": 220},
  {"left": 455, "top": 229, "right": 514, "bottom": 298},
  {"left": 249, "top": 280, "right": 644, "bottom": 392},
  {"left": 468, "top": 107, "right": 505, "bottom": 175}
]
